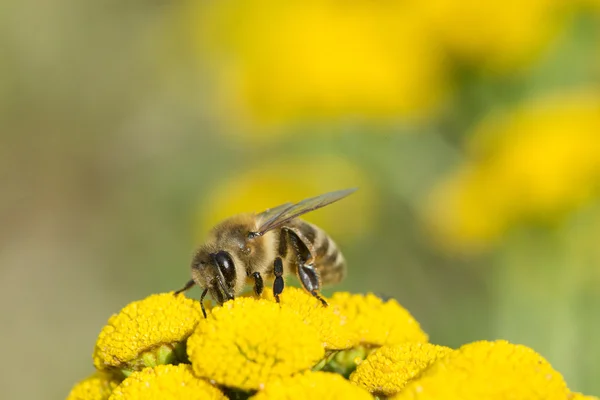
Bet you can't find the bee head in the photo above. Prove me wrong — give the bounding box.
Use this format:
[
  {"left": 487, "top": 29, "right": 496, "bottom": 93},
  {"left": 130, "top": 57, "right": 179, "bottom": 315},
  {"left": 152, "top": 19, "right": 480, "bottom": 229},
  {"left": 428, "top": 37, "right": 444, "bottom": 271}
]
[{"left": 191, "top": 249, "right": 237, "bottom": 305}]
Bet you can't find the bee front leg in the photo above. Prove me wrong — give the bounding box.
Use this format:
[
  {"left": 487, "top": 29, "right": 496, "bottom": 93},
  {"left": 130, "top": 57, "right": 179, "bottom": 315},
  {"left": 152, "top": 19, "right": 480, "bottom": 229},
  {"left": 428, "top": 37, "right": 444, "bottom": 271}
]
[
  {"left": 174, "top": 279, "right": 195, "bottom": 295},
  {"left": 298, "top": 264, "right": 328, "bottom": 307},
  {"left": 273, "top": 257, "right": 285, "bottom": 303}
]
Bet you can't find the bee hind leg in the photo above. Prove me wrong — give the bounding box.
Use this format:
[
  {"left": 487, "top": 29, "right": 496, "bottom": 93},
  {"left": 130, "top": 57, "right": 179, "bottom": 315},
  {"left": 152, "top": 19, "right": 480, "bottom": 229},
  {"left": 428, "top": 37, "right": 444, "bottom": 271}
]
[
  {"left": 298, "top": 264, "right": 328, "bottom": 307},
  {"left": 273, "top": 257, "right": 285, "bottom": 303}
]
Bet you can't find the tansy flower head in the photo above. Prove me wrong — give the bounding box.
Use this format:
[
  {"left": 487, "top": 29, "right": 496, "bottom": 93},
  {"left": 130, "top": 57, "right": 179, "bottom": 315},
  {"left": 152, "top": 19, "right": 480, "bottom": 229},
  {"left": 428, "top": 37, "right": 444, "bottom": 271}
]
[
  {"left": 392, "top": 340, "right": 569, "bottom": 400},
  {"left": 187, "top": 296, "right": 325, "bottom": 390},
  {"left": 260, "top": 287, "right": 356, "bottom": 350},
  {"left": 189, "top": 0, "right": 447, "bottom": 130},
  {"left": 350, "top": 343, "right": 453, "bottom": 397},
  {"left": 67, "top": 372, "right": 119, "bottom": 400},
  {"left": 425, "top": 92, "right": 600, "bottom": 251},
  {"left": 109, "top": 364, "right": 226, "bottom": 400},
  {"left": 93, "top": 293, "right": 204, "bottom": 373},
  {"left": 250, "top": 371, "right": 372, "bottom": 400},
  {"left": 329, "top": 292, "right": 428, "bottom": 346}
]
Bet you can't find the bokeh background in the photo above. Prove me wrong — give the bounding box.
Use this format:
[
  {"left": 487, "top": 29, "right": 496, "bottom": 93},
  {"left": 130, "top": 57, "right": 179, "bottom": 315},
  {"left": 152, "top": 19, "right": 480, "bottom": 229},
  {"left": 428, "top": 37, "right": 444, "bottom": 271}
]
[{"left": 2, "top": 0, "right": 600, "bottom": 398}]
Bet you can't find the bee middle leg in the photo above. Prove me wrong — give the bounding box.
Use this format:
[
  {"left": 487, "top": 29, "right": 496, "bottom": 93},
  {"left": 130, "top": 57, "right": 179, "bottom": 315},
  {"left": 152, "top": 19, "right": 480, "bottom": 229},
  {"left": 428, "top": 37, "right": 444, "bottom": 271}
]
[
  {"left": 252, "top": 271, "right": 264, "bottom": 295},
  {"left": 273, "top": 257, "right": 284, "bottom": 303}
]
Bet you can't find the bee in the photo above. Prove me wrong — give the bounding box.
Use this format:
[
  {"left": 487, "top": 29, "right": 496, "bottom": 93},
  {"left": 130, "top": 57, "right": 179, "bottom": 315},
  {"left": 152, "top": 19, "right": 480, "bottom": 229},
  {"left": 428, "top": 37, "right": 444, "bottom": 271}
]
[{"left": 175, "top": 188, "right": 357, "bottom": 317}]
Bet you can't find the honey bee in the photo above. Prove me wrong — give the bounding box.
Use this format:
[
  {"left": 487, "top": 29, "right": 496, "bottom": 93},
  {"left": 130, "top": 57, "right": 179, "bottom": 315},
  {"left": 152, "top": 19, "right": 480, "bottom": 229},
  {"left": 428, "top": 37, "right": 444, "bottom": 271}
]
[{"left": 175, "top": 188, "right": 357, "bottom": 317}]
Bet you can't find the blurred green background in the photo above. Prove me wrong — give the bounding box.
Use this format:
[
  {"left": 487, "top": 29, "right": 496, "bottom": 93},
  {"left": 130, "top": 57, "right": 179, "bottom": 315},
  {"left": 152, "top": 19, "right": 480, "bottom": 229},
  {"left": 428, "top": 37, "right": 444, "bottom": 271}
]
[{"left": 2, "top": 1, "right": 600, "bottom": 398}]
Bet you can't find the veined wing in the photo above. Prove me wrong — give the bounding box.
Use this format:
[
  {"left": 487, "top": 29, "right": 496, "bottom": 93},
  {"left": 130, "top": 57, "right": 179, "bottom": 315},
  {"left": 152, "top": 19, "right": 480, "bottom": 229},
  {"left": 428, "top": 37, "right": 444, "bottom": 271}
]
[{"left": 255, "top": 188, "right": 357, "bottom": 235}]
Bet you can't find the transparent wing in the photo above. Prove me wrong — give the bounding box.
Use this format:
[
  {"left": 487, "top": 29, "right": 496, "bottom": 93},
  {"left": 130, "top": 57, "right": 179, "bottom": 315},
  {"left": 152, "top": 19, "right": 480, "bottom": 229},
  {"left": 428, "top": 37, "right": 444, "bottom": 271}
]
[
  {"left": 256, "top": 188, "right": 357, "bottom": 235},
  {"left": 256, "top": 202, "right": 293, "bottom": 225}
]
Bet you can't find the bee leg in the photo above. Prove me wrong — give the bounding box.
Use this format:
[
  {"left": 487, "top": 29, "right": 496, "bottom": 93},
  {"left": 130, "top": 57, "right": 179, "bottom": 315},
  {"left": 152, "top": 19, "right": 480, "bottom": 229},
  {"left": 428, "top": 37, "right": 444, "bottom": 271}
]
[
  {"left": 252, "top": 271, "right": 264, "bottom": 296},
  {"left": 199, "top": 287, "right": 209, "bottom": 318},
  {"left": 273, "top": 257, "right": 285, "bottom": 303},
  {"left": 298, "top": 264, "right": 328, "bottom": 307},
  {"left": 174, "top": 279, "right": 195, "bottom": 295}
]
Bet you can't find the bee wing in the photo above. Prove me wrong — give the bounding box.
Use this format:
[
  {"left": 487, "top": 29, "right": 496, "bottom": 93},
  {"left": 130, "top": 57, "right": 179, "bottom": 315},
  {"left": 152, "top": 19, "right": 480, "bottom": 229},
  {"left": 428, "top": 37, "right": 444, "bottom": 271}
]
[
  {"left": 256, "top": 188, "right": 357, "bottom": 235},
  {"left": 256, "top": 202, "right": 293, "bottom": 225}
]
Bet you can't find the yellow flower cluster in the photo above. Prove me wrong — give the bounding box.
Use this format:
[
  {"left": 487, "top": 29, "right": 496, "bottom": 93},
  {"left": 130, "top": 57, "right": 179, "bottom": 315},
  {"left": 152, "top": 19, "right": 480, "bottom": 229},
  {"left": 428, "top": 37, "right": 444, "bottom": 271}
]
[
  {"left": 425, "top": 92, "right": 600, "bottom": 251},
  {"left": 190, "top": 0, "right": 448, "bottom": 129},
  {"left": 185, "top": 0, "right": 589, "bottom": 131},
  {"left": 68, "top": 287, "right": 598, "bottom": 399},
  {"left": 109, "top": 365, "right": 226, "bottom": 400},
  {"left": 350, "top": 343, "right": 453, "bottom": 396},
  {"left": 93, "top": 293, "right": 204, "bottom": 373},
  {"left": 66, "top": 372, "right": 118, "bottom": 400}
]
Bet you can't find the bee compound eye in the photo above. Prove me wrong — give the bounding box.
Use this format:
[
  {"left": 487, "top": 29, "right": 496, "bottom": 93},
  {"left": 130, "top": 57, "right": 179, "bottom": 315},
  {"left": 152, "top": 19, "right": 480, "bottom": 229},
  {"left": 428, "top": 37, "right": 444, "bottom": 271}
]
[{"left": 214, "top": 251, "right": 236, "bottom": 284}]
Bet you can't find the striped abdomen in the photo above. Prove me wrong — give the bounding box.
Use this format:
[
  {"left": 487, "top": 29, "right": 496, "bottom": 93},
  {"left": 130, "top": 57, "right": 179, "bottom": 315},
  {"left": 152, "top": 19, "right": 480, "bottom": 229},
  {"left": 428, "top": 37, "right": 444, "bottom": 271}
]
[{"left": 283, "top": 220, "right": 347, "bottom": 286}]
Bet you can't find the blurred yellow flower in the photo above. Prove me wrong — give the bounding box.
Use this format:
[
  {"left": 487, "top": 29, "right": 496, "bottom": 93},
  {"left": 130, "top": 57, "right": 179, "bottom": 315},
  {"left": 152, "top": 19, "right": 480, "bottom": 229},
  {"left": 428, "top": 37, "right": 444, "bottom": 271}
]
[
  {"left": 109, "top": 364, "right": 226, "bottom": 400},
  {"left": 416, "top": 0, "right": 567, "bottom": 71},
  {"left": 67, "top": 372, "right": 118, "bottom": 400},
  {"left": 392, "top": 340, "right": 569, "bottom": 400},
  {"left": 189, "top": 0, "right": 447, "bottom": 131},
  {"left": 187, "top": 297, "right": 325, "bottom": 390},
  {"left": 250, "top": 371, "right": 372, "bottom": 400},
  {"left": 196, "top": 155, "right": 375, "bottom": 243},
  {"left": 350, "top": 343, "right": 453, "bottom": 396},
  {"left": 425, "top": 92, "right": 600, "bottom": 251},
  {"left": 260, "top": 287, "right": 357, "bottom": 350},
  {"left": 329, "top": 292, "right": 428, "bottom": 346},
  {"left": 93, "top": 293, "right": 204, "bottom": 372}
]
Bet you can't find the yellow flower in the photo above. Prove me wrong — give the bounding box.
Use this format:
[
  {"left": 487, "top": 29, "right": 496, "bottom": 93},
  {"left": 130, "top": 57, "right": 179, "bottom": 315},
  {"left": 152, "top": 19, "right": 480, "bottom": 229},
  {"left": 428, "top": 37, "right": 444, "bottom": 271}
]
[
  {"left": 109, "top": 364, "right": 226, "bottom": 400},
  {"left": 250, "top": 371, "right": 372, "bottom": 400},
  {"left": 187, "top": 296, "right": 325, "bottom": 390},
  {"left": 416, "top": 0, "right": 567, "bottom": 71},
  {"left": 329, "top": 292, "right": 428, "bottom": 346},
  {"left": 425, "top": 92, "right": 600, "bottom": 251},
  {"left": 392, "top": 340, "right": 569, "bottom": 400},
  {"left": 569, "top": 393, "right": 600, "bottom": 400},
  {"left": 260, "top": 287, "right": 357, "bottom": 350},
  {"left": 350, "top": 343, "right": 453, "bottom": 396},
  {"left": 67, "top": 372, "right": 119, "bottom": 400},
  {"left": 188, "top": 0, "right": 447, "bottom": 131},
  {"left": 93, "top": 293, "right": 204, "bottom": 372},
  {"left": 196, "top": 155, "right": 375, "bottom": 244}
]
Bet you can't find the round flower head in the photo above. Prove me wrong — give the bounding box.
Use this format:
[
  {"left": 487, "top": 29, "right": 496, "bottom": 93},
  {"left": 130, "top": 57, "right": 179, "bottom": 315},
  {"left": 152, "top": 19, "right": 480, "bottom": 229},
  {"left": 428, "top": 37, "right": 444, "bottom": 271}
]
[
  {"left": 350, "top": 343, "right": 453, "bottom": 396},
  {"left": 260, "top": 287, "right": 357, "bottom": 350},
  {"left": 67, "top": 372, "right": 119, "bottom": 400},
  {"left": 329, "top": 292, "right": 428, "bottom": 346},
  {"left": 93, "top": 293, "right": 204, "bottom": 372},
  {"left": 187, "top": 296, "right": 325, "bottom": 390},
  {"left": 392, "top": 340, "right": 569, "bottom": 400},
  {"left": 109, "top": 364, "right": 226, "bottom": 400},
  {"left": 250, "top": 371, "right": 372, "bottom": 400}
]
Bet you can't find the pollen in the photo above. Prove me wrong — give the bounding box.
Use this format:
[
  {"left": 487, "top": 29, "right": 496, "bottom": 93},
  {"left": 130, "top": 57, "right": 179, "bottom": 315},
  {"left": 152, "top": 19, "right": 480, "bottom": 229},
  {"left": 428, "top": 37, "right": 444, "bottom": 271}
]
[
  {"left": 392, "top": 340, "right": 569, "bottom": 400},
  {"left": 350, "top": 343, "right": 453, "bottom": 397},
  {"left": 109, "top": 364, "right": 226, "bottom": 400},
  {"left": 93, "top": 293, "right": 204, "bottom": 371},
  {"left": 249, "top": 371, "right": 372, "bottom": 400},
  {"left": 260, "top": 287, "right": 357, "bottom": 350},
  {"left": 67, "top": 372, "right": 119, "bottom": 400},
  {"left": 187, "top": 296, "right": 325, "bottom": 390},
  {"left": 329, "top": 292, "right": 428, "bottom": 346}
]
